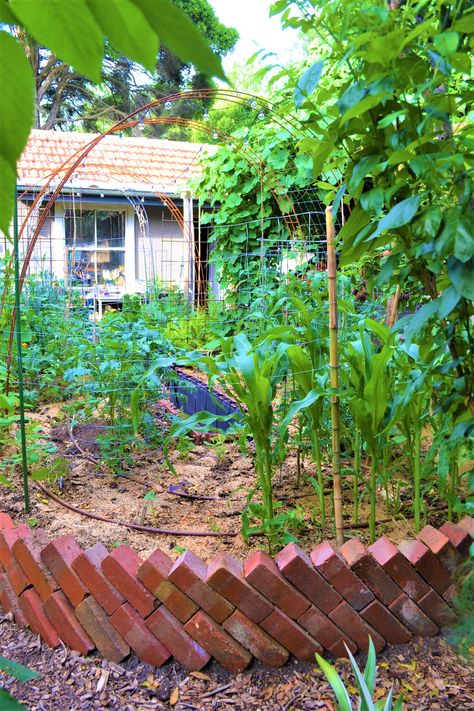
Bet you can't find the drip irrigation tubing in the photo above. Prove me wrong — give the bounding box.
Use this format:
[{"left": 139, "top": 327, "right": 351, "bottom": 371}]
[{"left": 33, "top": 481, "right": 239, "bottom": 538}]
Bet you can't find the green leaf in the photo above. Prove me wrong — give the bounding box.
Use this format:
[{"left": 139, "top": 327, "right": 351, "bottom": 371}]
[
  {"left": 0, "top": 32, "right": 34, "bottom": 235},
  {"left": 0, "top": 0, "right": 18, "bottom": 23},
  {"left": 433, "top": 32, "right": 459, "bottom": 56},
  {"left": 85, "top": 0, "right": 157, "bottom": 71},
  {"left": 340, "top": 92, "right": 390, "bottom": 124},
  {"left": 294, "top": 60, "right": 324, "bottom": 108},
  {"left": 0, "top": 655, "right": 40, "bottom": 681},
  {"left": 10, "top": 0, "right": 104, "bottom": 82},
  {"left": 360, "top": 188, "right": 384, "bottom": 215},
  {"left": 0, "top": 689, "right": 26, "bottom": 710},
  {"left": 132, "top": 0, "right": 225, "bottom": 80},
  {"left": 398, "top": 299, "right": 438, "bottom": 344},
  {"left": 448, "top": 256, "right": 474, "bottom": 300},
  {"left": 438, "top": 285, "right": 461, "bottom": 319},
  {"left": 316, "top": 653, "right": 353, "bottom": 711},
  {"left": 349, "top": 154, "right": 382, "bottom": 193},
  {"left": 363, "top": 638, "right": 377, "bottom": 698},
  {"left": 454, "top": 214, "right": 474, "bottom": 263},
  {"left": 372, "top": 196, "right": 420, "bottom": 238}
]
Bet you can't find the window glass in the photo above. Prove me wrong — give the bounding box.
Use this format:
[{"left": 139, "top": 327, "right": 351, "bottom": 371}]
[
  {"left": 65, "top": 210, "right": 95, "bottom": 246},
  {"left": 96, "top": 211, "right": 125, "bottom": 247}
]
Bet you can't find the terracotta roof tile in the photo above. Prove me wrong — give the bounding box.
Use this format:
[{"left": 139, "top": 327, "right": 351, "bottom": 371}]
[{"left": 18, "top": 129, "right": 211, "bottom": 195}]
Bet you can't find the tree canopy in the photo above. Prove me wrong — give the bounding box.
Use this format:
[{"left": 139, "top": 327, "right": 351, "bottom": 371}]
[
  {"left": 0, "top": 0, "right": 231, "bottom": 233},
  {"left": 13, "top": 0, "right": 238, "bottom": 133}
]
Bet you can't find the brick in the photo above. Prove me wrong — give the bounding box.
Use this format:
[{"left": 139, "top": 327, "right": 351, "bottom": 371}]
[
  {"left": 443, "top": 584, "right": 456, "bottom": 607},
  {"left": 102, "top": 545, "right": 156, "bottom": 618},
  {"left": 168, "top": 550, "right": 234, "bottom": 623},
  {"left": 360, "top": 600, "right": 412, "bottom": 645},
  {"left": 0, "top": 513, "right": 15, "bottom": 529},
  {"left": 457, "top": 516, "right": 474, "bottom": 538},
  {"left": 439, "top": 522, "right": 472, "bottom": 558},
  {"left": 329, "top": 602, "right": 385, "bottom": 653},
  {"left": 110, "top": 603, "right": 170, "bottom": 667},
  {"left": 184, "top": 610, "right": 252, "bottom": 672},
  {"left": 369, "top": 536, "right": 431, "bottom": 602},
  {"left": 206, "top": 553, "right": 273, "bottom": 623},
  {"left": 75, "top": 596, "right": 130, "bottom": 663},
  {"left": 340, "top": 538, "right": 401, "bottom": 605},
  {"left": 43, "top": 591, "right": 95, "bottom": 655},
  {"left": 41, "top": 535, "right": 88, "bottom": 607},
  {"left": 418, "top": 589, "right": 457, "bottom": 628},
  {"left": 4, "top": 556, "right": 30, "bottom": 596},
  {"left": 0, "top": 525, "right": 30, "bottom": 567},
  {"left": 146, "top": 605, "right": 210, "bottom": 670},
  {"left": 72, "top": 543, "right": 125, "bottom": 615},
  {"left": 389, "top": 593, "right": 439, "bottom": 637},
  {"left": 19, "top": 588, "right": 60, "bottom": 648},
  {"left": 417, "top": 525, "right": 463, "bottom": 574},
  {"left": 260, "top": 608, "right": 322, "bottom": 661},
  {"left": 12, "top": 530, "right": 59, "bottom": 601},
  {"left": 298, "top": 605, "right": 357, "bottom": 655},
  {"left": 244, "top": 551, "right": 310, "bottom": 619},
  {"left": 311, "top": 541, "right": 374, "bottom": 611},
  {"left": 398, "top": 539, "right": 451, "bottom": 595},
  {"left": 0, "top": 573, "right": 28, "bottom": 628},
  {"left": 223, "top": 609, "right": 289, "bottom": 667},
  {"left": 138, "top": 548, "right": 198, "bottom": 623},
  {"left": 276, "top": 543, "right": 341, "bottom": 614}
]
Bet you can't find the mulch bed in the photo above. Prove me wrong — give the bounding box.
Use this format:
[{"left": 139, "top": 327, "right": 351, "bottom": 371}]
[{"left": 1, "top": 611, "right": 473, "bottom": 710}]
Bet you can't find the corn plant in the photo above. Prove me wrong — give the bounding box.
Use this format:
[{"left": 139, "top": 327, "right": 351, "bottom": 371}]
[
  {"left": 343, "top": 319, "right": 395, "bottom": 543},
  {"left": 316, "top": 638, "right": 403, "bottom": 711},
  {"left": 164, "top": 333, "right": 320, "bottom": 551},
  {"left": 287, "top": 344, "right": 329, "bottom": 527}
]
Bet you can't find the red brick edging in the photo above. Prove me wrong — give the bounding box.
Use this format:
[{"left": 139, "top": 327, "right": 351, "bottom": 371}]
[{"left": 0, "top": 512, "right": 472, "bottom": 671}]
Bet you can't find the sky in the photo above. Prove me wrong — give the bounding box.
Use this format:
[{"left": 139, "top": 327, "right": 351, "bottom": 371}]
[{"left": 208, "top": 0, "right": 301, "bottom": 71}]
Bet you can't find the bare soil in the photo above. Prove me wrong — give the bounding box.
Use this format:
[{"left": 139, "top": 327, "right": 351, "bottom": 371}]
[{"left": 2, "top": 401, "right": 452, "bottom": 563}]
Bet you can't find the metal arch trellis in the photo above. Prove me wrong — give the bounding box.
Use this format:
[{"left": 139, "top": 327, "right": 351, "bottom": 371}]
[{"left": 5, "top": 88, "right": 320, "bottom": 389}]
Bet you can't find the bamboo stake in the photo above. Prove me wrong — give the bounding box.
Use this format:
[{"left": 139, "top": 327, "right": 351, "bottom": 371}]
[
  {"left": 326, "top": 206, "right": 344, "bottom": 546},
  {"left": 386, "top": 284, "right": 401, "bottom": 329}
]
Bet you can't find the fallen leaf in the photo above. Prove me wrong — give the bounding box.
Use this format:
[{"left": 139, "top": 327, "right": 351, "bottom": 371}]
[
  {"left": 169, "top": 687, "right": 179, "bottom": 706},
  {"left": 96, "top": 669, "right": 109, "bottom": 694},
  {"left": 189, "top": 671, "right": 211, "bottom": 681}
]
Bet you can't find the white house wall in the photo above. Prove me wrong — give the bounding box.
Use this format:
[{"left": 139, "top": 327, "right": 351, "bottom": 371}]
[{"left": 134, "top": 205, "right": 190, "bottom": 293}]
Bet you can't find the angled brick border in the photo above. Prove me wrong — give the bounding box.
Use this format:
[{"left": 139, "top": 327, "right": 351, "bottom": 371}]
[{"left": 0, "top": 512, "right": 472, "bottom": 672}]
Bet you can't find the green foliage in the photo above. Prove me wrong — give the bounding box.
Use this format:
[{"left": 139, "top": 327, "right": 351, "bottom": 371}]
[
  {"left": 315, "top": 637, "right": 403, "bottom": 711},
  {"left": 193, "top": 124, "right": 313, "bottom": 306},
  {"left": 273, "top": 0, "right": 473, "bottom": 424}
]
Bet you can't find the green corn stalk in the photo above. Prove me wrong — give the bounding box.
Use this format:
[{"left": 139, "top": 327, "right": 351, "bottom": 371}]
[
  {"left": 390, "top": 344, "right": 434, "bottom": 533},
  {"left": 165, "top": 333, "right": 320, "bottom": 552},
  {"left": 343, "top": 319, "right": 395, "bottom": 543},
  {"left": 287, "top": 344, "right": 329, "bottom": 528}
]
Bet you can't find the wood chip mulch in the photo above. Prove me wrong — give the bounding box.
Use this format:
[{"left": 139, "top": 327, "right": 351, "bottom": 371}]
[{"left": 1, "top": 612, "right": 473, "bottom": 710}]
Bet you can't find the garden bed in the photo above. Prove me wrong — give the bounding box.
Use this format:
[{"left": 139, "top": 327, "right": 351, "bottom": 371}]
[{"left": 3, "top": 399, "right": 452, "bottom": 564}]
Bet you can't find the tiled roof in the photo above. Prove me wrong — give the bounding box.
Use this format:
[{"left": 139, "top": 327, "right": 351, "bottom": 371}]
[{"left": 18, "top": 129, "right": 211, "bottom": 195}]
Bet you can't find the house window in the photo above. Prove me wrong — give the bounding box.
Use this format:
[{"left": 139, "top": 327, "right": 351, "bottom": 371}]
[{"left": 65, "top": 209, "right": 125, "bottom": 286}]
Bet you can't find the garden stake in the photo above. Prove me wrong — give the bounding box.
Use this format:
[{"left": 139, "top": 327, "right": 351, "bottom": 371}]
[
  {"left": 448, "top": 453, "right": 458, "bottom": 523},
  {"left": 13, "top": 183, "right": 30, "bottom": 513},
  {"left": 326, "top": 206, "right": 344, "bottom": 546},
  {"left": 353, "top": 428, "right": 361, "bottom": 525}
]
